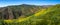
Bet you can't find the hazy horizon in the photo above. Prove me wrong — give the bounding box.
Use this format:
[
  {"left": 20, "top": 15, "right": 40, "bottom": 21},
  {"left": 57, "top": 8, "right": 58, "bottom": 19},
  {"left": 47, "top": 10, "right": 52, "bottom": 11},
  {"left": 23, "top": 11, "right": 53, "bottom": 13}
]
[{"left": 0, "top": 0, "right": 60, "bottom": 7}]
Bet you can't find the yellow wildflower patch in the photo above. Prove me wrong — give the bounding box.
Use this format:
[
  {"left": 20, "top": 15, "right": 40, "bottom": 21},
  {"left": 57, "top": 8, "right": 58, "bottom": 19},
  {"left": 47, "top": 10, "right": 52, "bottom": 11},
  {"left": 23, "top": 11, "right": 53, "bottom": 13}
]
[
  {"left": 4, "top": 20, "right": 13, "bottom": 23},
  {"left": 16, "top": 16, "right": 31, "bottom": 22},
  {"left": 34, "top": 9, "right": 46, "bottom": 16}
]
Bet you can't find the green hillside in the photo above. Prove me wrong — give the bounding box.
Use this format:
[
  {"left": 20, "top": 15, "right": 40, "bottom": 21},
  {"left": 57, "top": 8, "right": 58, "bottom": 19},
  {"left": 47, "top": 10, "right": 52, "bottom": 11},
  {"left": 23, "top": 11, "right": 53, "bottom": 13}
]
[
  {"left": 0, "top": 4, "right": 60, "bottom": 25},
  {"left": 2, "top": 4, "right": 60, "bottom": 25},
  {"left": 0, "top": 4, "right": 42, "bottom": 19}
]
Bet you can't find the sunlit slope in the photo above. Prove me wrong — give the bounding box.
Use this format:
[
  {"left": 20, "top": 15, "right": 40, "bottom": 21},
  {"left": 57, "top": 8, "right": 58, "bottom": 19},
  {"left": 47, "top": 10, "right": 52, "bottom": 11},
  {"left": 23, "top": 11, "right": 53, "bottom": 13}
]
[
  {"left": 4, "top": 8, "right": 50, "bottom": 23},
  {"left": 4, "top": 7, "right": 53, "bottom": 23},
  {"left": 16, "top": 9, "right": 47, "bottom": 22},
  {"left": 15, "top": 5, "right": 60, "bottom": 25},
  {"left": 15, "top": 7, "right": 52, "bottom": 22},
  {"left": 4, "top": 9, "right": 47, "bottom": 23},
  {"left": 4, "top": 4, "right": 60, "bottom": 25}
]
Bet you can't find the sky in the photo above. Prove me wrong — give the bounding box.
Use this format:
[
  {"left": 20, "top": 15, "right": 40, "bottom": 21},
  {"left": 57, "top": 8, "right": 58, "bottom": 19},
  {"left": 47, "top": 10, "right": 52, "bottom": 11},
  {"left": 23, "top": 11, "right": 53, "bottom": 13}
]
[{"left": 0, "top": 0, "right": 60, "bottom": 7}]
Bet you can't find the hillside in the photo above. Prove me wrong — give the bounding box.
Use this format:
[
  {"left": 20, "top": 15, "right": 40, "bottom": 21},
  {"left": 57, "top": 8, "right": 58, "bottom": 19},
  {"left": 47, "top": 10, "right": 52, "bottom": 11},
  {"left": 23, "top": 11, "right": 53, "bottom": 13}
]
[
  {"left": 0, "top": 4, "right": 45, "bottom": 19},
  {"left": 0, "top": 4, "right": 60, "bottom": 25},
  {"left": 2, "top": 4, "right": 60, "bottom": 25}
]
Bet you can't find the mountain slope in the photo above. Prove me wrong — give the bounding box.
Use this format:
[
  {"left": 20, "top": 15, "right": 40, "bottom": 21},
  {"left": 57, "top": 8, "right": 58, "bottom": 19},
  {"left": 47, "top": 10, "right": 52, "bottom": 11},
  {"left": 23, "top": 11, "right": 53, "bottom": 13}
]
[
  {"left": 4, "top": 4, "right": 60, "bottom": 25},
  {"left": 0, "top": 4, "right": 43, "bottom": 19},
  {"left": 16, "top": 4, "right": 60, "bottom": 25}
]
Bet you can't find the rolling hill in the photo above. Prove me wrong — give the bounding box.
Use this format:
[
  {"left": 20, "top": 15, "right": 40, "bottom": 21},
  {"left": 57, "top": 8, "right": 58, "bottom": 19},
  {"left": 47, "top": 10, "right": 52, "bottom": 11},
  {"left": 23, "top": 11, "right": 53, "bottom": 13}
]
[
  {"left": 3, "top": 4, "right": 60, "bottom": 25},
  {"left": 0, "top": 4, "right": 45, "bottom": 19},
  {"left": 0, "top": 4, "right": 60, "bottom": 25}
]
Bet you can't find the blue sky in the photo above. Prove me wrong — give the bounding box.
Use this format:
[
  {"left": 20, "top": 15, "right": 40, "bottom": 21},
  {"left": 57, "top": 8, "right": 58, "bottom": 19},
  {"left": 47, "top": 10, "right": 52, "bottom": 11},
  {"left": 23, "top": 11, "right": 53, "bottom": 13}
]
[{"left": 0, "top": 0, "right": 60, "bottom": 7}]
